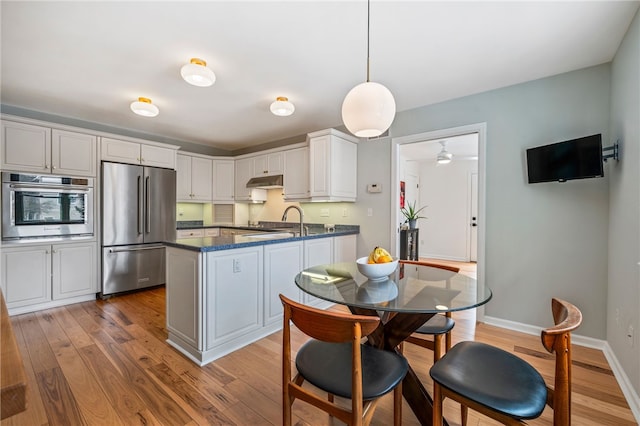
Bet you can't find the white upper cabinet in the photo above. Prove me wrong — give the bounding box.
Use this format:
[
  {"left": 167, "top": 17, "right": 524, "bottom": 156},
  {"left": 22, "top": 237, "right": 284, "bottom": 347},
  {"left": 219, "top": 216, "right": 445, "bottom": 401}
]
[
  {"left": 212, "top": 159, "right": 235, "bottom": 203},
  {"left": 234, "top": 156, "right": 266, "bottom": 202},
  {"left": 101, "top": 137, "right": 177, "bottom": 169},
  {"left": 52, "top": 130, "right": 97, "bottom": 176},
  {"left": 176, "top": 153, "right": 213, "bottom": 202},
  {"left": 283, "top": 147, "right": 310, "bottom": 201},
  {"left": 234, "top": 157, "right": 254, "bottom": 201},
  {"left": 252, "top": 151, "right": 283, "bottom": 177},
  {"left": 308, "top": 128, "right": 358, "bottom": 202},
  {"left": 1, "top": 121, "right": 97, "bottom": 176}
]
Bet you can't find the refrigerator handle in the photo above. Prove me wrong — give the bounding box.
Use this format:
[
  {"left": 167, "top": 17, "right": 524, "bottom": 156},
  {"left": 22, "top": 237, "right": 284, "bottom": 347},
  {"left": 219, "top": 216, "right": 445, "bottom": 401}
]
[
  {"left": 137, "top": 175, "right": 143, "bottom": 235},
  {"left": 145, "top": 176, "right": 151, "bottom": 234}
]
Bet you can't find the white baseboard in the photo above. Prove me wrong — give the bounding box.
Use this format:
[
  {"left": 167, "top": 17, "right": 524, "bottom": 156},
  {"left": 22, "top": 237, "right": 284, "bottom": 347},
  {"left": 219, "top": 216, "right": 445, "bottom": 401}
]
[
  {"left": 602, "top": 341, "right": 640, "bottom": 423},
  {"left": 483, "top": 316, "right": 640, "bottom": 424}
]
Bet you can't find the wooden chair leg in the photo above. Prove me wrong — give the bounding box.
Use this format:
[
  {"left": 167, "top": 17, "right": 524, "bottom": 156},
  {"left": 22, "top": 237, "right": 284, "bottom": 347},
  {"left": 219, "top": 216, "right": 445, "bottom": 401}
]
[
  {"left": 433, "top": 334, "right": 443, "bottom": 362},
  {"left": 393, "top": 381, "right": 402, "bottom": 426},
  {"left": 461, "top": 404, "right": 468, "bottom": 426},
  {"left": 283, "top": 384, "right": 292, "bottom": 426},
  {"left": 433, "top": 382, "right": 444, "bottom": 426}
]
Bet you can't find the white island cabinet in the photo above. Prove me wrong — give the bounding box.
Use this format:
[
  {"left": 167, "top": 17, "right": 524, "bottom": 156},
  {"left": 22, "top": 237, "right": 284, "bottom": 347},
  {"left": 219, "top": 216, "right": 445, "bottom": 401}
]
[
  {"left": 166, "top": 245, "right": 270, "bottom": 365},
  {"left": 165, "top": 234, "right": 355, "bottom": 366},
  {"left": 263, "top": 241, "right": 304, "bottom": 326}
]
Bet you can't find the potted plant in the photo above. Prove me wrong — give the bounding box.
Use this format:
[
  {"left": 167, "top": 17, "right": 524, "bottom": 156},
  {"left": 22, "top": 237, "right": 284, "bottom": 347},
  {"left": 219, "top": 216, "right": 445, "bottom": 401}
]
[{"left": 401, "top": 201, "right": 427, "bottom": 229}]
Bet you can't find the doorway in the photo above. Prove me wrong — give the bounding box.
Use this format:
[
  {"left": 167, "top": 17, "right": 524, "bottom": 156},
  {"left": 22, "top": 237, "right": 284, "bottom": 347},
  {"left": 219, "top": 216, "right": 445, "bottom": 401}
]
[
  {"left": 391, "top": 123, "right": 487, "bottom": 318},
  {"left": 398, "top": 133, "right": 479, "bottom": 262}
]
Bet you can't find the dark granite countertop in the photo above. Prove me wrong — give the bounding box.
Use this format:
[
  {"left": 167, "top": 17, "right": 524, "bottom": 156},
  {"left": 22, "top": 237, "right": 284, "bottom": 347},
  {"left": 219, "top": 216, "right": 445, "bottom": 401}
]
[{"left": 166, "top": 223, "right": 359, "bottom": 253}]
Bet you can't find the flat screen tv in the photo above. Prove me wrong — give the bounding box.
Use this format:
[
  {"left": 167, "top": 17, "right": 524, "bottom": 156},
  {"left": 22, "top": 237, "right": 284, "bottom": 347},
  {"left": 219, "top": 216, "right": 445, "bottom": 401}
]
[{"left": 526, "top": 134, "right": 603, "bottom": 183}]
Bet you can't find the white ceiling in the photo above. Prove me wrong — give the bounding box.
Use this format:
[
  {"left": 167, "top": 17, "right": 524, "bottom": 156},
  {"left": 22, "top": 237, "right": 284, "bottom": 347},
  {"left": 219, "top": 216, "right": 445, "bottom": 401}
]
[{"left": 1, "top": 1, "right": 638, "bottom": 153}]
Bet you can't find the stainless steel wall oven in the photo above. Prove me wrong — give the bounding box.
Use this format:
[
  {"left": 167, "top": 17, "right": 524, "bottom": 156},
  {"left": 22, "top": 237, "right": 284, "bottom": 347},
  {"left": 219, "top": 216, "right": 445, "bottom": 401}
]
[{"left": 2, "top": 172, "right": 94, "bottom": 240}]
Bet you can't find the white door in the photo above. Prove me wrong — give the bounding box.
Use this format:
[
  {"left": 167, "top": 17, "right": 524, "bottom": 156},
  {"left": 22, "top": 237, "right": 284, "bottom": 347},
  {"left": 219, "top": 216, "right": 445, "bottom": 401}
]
[
  {"left": 470, "top": 173, "right": 478, "bottom": 262},
  {"left": 404, "top": 172, "right": 419, "bottom": 225}
]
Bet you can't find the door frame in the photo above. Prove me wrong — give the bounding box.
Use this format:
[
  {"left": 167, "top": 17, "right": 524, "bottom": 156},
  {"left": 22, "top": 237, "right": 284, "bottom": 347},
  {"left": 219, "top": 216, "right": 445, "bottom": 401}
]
[{"left": 390, "top": 122, "right": 487, "bottom": 319}]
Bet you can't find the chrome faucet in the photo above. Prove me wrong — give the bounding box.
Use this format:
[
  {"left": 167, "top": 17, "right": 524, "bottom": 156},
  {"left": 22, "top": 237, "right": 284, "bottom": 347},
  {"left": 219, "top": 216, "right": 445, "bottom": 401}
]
[{"left": 281, "top": 205, "right": 304, "bottom": 236}]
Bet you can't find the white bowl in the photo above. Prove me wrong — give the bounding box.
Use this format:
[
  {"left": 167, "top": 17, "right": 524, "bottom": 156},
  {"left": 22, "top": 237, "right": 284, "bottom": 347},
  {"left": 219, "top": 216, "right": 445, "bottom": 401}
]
[{"left": 356, "top": 257, "right": 399, "bottom": 281}]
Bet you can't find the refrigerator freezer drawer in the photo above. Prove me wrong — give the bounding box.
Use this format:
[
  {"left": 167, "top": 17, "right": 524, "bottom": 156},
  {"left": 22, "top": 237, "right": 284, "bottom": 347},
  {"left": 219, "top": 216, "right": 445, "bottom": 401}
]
[{"left": 102, "top": 244, "right": 166, "bottom": 295}]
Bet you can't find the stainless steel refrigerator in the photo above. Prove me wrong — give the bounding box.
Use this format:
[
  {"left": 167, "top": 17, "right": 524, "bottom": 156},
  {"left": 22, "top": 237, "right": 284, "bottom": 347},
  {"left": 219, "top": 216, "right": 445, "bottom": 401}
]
[{"left": 101, "top": 161, "right": 176, "bottom": 296}]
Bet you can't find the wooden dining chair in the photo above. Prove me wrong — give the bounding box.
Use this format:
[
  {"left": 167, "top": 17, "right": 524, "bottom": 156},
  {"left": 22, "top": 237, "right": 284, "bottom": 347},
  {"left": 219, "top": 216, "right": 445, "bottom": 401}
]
[
  {"left": 430, "top": 297, "right": 583, "bottom": 426},
  {"left": 280, "top": 294, "right": 409, "bottom": 426},
  {"left": 399, "top": 260, "right": 460, "bottom": 362}
]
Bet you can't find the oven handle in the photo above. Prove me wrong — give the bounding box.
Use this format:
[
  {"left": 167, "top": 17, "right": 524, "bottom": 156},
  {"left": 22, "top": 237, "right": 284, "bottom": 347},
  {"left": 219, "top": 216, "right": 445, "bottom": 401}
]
[{"left": 8, "top": 183, "right": 91, "bottom": 191}]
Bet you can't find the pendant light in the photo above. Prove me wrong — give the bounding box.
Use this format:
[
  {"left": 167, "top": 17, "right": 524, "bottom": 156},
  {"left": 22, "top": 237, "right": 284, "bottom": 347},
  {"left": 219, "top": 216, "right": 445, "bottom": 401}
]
[
  {"left": 341, "top": 0, "right": 395, "bottom": 138},
  {"left": 130, "top": 97, "right": 159, "bottom": 117},
  {"left": 270, "top": 97, "right": 295, "bottom": 116},
  {"left": 436, "top": 140, "right": 453, "bottom": 164},
  {"left": 181, "top": 58, "right": 216, "bottom": 87}
]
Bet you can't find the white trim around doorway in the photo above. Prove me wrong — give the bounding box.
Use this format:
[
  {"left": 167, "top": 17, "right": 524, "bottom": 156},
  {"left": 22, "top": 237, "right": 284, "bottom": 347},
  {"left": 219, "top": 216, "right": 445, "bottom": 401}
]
[{"left": 391, "top": 122, "right": 487, "bottom": 320}]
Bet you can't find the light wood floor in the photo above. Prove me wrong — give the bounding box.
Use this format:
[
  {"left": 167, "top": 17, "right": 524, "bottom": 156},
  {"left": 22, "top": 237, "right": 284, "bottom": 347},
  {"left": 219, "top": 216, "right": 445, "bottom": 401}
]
[{"left": 4, "top": 262, "right": 637, "bottom": 425}]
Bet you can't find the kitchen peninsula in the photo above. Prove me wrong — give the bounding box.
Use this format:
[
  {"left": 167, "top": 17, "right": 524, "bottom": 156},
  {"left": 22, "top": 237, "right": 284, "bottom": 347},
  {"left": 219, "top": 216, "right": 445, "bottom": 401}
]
[{"left": 164, "top": 224, "right": 358, "bottom": 365}]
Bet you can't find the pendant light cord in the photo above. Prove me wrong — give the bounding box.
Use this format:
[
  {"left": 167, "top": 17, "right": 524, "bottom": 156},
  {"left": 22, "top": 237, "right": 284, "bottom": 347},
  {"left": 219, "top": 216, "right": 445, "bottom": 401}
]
[{"left": 366, "top": 0, "right": 371, "bottom": 82}]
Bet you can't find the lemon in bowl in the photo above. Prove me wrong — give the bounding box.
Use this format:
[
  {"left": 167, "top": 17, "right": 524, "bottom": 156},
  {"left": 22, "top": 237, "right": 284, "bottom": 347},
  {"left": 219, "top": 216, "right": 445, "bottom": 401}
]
[{"left": 356, "top": 257, "right": 399, "bottom": 281}]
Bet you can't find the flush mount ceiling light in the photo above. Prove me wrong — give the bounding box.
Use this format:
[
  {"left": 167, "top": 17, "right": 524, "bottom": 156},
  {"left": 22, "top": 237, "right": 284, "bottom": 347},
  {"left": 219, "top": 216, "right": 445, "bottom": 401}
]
[
  {"left": 181, "top": 58, "right": 216, "bottom": 87},
  {"left": 130, "top": 97, "right": 159, "bottom": 117},
  {"left": 341, "top": 0, "right": 396, "bottom": 138},
  {"left": 437, "top": 140, "right": 453, "bottom": 164},
  {"left": 270, "top": 97, "right": 295, "bottom": 117}
]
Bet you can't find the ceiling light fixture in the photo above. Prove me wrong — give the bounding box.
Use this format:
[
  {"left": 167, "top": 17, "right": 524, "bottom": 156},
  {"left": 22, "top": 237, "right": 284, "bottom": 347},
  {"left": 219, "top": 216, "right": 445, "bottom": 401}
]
[
  {"left": 181, "top": 58, "right": 216, "bottom": 87},
  {"left": 341, "top": 0, "right": 396, "bottom": 138},
  {"left": 270, "top": 97, "right": 295, "bottom": 116},
  {"left": 436, "top": 140, "right": 453, "bottom": 164},
  {"left": 130, "top": 97, "right": 159, "bottom": 117}
]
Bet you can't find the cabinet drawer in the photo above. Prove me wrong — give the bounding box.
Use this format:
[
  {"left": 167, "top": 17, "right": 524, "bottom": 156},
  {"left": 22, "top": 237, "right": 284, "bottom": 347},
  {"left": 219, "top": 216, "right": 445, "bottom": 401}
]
[{"left": 177, "top": 229, "right": 205, "bottom": 239}]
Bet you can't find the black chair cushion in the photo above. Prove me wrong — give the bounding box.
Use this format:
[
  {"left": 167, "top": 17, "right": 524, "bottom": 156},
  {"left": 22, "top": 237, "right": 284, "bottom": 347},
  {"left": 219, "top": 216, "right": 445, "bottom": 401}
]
[
  {"left": 415, "top": 314, "right": 455, "bottom": 335},
  {"left": 296, "top": 340, "right": 409, "bottom": 400},
  {"left": 430, "top": 341, "right": 547, "bottom": 420}
]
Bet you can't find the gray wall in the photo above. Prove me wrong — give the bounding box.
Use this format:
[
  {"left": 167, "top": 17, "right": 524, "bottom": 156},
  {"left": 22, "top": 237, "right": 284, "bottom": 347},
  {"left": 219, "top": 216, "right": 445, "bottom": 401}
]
[
  {"left": 608, "top": 9, "right": 640, "bottom": 396},
  {"left": 367, "top": 64, "right": 613, "bottom": 340}
]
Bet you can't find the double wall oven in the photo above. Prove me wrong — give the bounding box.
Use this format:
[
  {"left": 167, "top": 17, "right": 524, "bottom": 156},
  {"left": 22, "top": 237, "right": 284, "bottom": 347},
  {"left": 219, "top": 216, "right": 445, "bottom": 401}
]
[{"left": 1, "top": 172, "right": 94, "bottom": 241}]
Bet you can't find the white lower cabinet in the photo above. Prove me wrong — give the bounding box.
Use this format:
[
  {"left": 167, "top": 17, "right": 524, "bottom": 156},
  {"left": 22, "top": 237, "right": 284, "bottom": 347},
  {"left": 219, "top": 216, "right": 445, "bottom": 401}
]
[
  {"left": 176, "top": 229, "right": 205, "bottom": 239},
  {"left": 334, "top": 234, "right": 357, "bottom": 263},
  {"left": 205, "top": 246, "right": 263, "bottom": 350},
  {"left": 1, "top": 242, "right": 97, "bottom": 313},
  {"left": 263, "top": 241, "right": 303, "bottom": 326},
  {"left": 303, "top": 237, "right": 334, "bottom": 307},
  {"left": 166, "top": 247, "right": 201, "bottom": 350}
]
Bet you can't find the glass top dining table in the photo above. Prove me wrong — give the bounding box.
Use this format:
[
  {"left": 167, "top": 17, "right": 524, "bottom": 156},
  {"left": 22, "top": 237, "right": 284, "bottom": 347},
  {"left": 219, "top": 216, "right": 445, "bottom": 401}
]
[
  {"left": 295, "top": 261, "right": 491, "bottom": 314},
  {"left": 294, "top": 260, "right": 492, "bottom": 426}
]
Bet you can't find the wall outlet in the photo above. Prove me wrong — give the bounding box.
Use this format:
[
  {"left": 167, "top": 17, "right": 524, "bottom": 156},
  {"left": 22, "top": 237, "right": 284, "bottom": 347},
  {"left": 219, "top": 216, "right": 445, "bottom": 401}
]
[
  {"left": 233, "top": 259, "right": 241, "bottom": 273},
  {"left": 367, "top": 208, "right": 373, "bottom": 217},
  {"left": 342, "top": 208, "right": 348, "bottom": 217},
  {"left": 320, "top": 208, "right": 330, "bottom": 217}
]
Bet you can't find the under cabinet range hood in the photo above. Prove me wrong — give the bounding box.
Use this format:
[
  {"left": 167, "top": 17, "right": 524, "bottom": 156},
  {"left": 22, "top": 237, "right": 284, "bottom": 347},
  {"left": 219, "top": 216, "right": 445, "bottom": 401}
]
[{"left": 246, "top": 174, "right": 283, "bottom": 188}]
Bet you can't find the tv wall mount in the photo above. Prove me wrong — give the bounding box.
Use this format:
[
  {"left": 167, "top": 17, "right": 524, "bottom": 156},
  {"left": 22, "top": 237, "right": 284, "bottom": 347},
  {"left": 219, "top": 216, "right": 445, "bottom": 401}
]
[{"left": 602, "top": 140, "right": 619, "bottom": 162}]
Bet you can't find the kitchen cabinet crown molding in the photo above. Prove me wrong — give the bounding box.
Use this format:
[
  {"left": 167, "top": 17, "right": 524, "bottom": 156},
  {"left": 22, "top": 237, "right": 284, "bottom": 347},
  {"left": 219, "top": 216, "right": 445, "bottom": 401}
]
[
  {"left": 233, "top": 141, "right": 307, "bottom": 161},
  {"left": 2, "top": 114, "right": 181, "bottom": 151}
]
